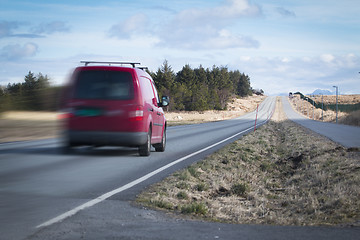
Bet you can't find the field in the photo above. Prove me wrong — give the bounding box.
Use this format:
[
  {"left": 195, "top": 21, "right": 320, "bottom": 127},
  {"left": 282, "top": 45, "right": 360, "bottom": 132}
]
[
  {"left": 0, "top": 111, "right": 59, "bottom": 143},
  {"left": 137, "top": 97, "right": 360, "bottom": 226},
  {"left": 166, "top": 95, "right": 265, "bottom": 125},
  {"left": 311, "top": 94, "right": 360, "bottom": 105},
  {"left": 0, "top": 95, "right": 265, "bottom": 143}
]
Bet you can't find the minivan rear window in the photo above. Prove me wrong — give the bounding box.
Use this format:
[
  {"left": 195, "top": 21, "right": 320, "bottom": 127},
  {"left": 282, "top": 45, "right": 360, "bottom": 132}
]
[{"left": 74, "top": 70, "right": 134, "bottom": 100}]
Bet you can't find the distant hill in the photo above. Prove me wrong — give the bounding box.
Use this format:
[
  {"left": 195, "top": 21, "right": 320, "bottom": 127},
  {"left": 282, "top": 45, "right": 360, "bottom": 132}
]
[{"left": 311, "top": 89, "right": 334, "bottom": 95}]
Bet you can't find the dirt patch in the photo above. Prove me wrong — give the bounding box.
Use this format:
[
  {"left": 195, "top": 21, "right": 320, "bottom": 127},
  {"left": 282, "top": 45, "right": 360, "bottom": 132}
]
[{"left": 137, "top": 98, "right": 360, "bottom": 226}]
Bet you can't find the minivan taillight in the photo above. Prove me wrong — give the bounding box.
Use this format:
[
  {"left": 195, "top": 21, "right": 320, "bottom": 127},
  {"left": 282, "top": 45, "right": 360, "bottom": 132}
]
[
  {"left": 129, "top": 106, "right": 144, "bottom": 121},
  {"left": 57, "top": 108, "right": 74, "bottom": 119}
]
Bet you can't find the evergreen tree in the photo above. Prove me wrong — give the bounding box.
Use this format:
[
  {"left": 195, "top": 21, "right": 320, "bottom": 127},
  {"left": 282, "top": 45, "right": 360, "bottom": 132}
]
[
  {"left": 170, "top": 82, "right": 188, "bottom": 111},
  {"left": 152, "top": 60, "right": 175, "bottom": 97},
  {"left": 23, "top": 71, "right": 37, "bottom": 92},
  {"left": 230, "top": 70, "right": 252, "bottom": 97},
  {"left": 36, "top": 73, "right": 50, "bottom": 89}
]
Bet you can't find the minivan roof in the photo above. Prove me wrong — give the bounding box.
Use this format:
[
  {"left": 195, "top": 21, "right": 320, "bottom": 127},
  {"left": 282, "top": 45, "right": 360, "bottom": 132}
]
[
  {"left": 80, "top": 61, "right": 146, "bottom": 68},
  {"left": 76, "top": 61, "right": 153, "bottom": 82}
]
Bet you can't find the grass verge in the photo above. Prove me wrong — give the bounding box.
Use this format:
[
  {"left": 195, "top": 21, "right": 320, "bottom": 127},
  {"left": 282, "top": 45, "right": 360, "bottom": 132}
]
[{"left": 136, "top": 119, "right": 360, "bottom": 226}]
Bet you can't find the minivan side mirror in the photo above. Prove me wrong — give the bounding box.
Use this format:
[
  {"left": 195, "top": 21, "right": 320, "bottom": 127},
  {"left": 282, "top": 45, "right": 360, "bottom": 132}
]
[{"left": 160, "top": 96, "right": 170, "bottom": 107}]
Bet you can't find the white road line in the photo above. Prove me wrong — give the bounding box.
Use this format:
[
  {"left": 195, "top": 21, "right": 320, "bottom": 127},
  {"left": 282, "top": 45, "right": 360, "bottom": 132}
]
[{"left": 37, "top": 118, "right": 269, "bottom": 229}]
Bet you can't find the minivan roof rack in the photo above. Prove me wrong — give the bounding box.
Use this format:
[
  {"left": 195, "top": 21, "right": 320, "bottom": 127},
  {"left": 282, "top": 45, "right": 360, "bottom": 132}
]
[
  {"left": 137, "top": 66, "right": 148, "bottom": 71},
  {"left": 80, "top": 61, "right": 141, "bottom": 68}
]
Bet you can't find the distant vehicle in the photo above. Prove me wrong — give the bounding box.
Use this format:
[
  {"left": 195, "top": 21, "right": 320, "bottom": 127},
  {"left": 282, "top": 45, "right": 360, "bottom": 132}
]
[{"left": 60, "top": 61, "right": 169, "bottom": 156}]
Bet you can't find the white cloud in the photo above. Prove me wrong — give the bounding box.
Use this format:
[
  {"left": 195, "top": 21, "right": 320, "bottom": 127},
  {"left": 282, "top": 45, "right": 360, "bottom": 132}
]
[
  {"left": 206, "top": 30, "right": 259, "bottom": 49},
  {"left": 320, "top": 54, "right": 335, "bottom": 63},
  {"left": 218, "top": 0, "right": 262, "bottom": 17},
  {"left": 281, "top": 57, "right": 290, "bottom": 63},
  {"left": 109, "top": 13, "right": 149, "bottom": 39},
  {"left": 32, "top": 21, "right": 70, "bottom": 34},
  {"left": 106, "top": 1, "right": 261, "bottom": 50},
  {"left": 174, "top": 0, "right": 261, "bottom": 24},
  {"left": 0, "top": 42, "right": 38, "bottom": 60},
  {"left": 156, "top": 0, "right": 261, "bottom": 50}
]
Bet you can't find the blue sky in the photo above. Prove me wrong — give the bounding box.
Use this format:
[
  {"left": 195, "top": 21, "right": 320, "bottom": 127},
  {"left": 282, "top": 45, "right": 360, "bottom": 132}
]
[{"left": 1, "top": 0, "right": 359, "bottom": 95}]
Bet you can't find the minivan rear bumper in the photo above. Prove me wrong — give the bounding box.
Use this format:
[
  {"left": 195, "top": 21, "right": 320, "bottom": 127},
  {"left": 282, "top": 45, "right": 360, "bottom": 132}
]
[{"left": 66, "top": 130, "right": 147, "bottom": 147}]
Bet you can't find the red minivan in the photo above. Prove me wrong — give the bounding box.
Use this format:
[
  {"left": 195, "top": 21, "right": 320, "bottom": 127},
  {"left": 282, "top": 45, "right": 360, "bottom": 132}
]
[{"left": 60, "top": 61, "right": 169, "bottom": 156}]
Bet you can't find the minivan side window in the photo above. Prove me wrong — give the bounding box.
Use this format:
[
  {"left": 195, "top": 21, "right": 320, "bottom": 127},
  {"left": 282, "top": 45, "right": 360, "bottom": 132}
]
[
  {"left": 150, "top": 80, "right": 160, "bottom": 104},
  {"left": 74, "top": 70, "right": 134, "bottom": 100},
  {"left": 140, "top": 76, "right": 157, "bottom": 102}
]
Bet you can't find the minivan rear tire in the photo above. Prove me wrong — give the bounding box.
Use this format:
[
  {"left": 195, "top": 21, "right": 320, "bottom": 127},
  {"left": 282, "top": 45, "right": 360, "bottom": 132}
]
[
  {"left": 139, "top": 129, "right": 151, "bottom": 156},
  {"left": 61, "top": 141, "right": 75, "bottom": 154},
  {"left": 154, "top": 130, "right": 166, "bottom": 152}
]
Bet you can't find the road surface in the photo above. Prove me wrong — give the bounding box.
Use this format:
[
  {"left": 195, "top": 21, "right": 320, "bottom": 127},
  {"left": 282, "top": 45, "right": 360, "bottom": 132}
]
[
  {"left": 1, "top": 97, "right": 274, "bottom": 239},
  {"left": 282, "top": 96, "right": 360, "bottom": 148},
  {"left": 0, "top": 96, "right": 358, "bottom": 240}
]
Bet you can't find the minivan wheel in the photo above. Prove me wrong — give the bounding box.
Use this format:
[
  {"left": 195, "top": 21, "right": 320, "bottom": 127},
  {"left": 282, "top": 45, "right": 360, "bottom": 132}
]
[
  {"left": 139, "top": 129, "right": 151, "bottom": 156},
  {"left": 61, "top": 141, "right": 74, "bottom": 154},
  {"left": 60, "top": 132, "right": 73, "bottom": 154},
  {"left": 154, "top": 130, "right": 166, "bottom": 152}
]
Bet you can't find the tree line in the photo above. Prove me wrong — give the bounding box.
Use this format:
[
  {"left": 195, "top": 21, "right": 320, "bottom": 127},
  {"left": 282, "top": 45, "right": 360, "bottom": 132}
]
[
  {"left": 0, "top": 61, "right": 255, "bottom": 112},
  {"left": 150, "top": 60, "right": 253, "bottom": 111},
  {"left": 0, "top": 71, "right": 62, "bottom": 112}
]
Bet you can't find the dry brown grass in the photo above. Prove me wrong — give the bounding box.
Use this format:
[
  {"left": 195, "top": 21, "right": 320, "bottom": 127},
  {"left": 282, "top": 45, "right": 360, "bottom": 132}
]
[
  {"left": 289, "top": 95, "right": 360, "bottom": 126},
  {"left": 289, "top": 95, "right": 347, "bottom": 123},
  {"left": 0, "top": 111, "right": 59, "bottom": 143},
  {"left": 137, "top": 98, "right": 360, "bottom": 226},
  {"left": 311, "top": 94, "right": 360, "bottom": 105},
  {"left": 339, "top": 110, "right": 360, "bottom": 126},
  {"left": 166, "top": 95, "right": 265, "bottom": 125}
]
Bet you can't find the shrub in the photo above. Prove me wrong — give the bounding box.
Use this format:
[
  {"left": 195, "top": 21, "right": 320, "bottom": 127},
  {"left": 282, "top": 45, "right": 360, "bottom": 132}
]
[
  {"left": 195, "top": 183, "right": 209, "bottom": 192},
  {"left": 152, "top": 200, "right": 173, "bottom": 210},
  {"left": 181, "top": 202, "right": 208, "bottom": 215},
  {"left": 231, "top": 182, "right": 248, "bottom": 197},
  {"left": 176, "top": 182, "right": 190, "bottom": 190},
  {"left": 176, "top": 191, "right": 188, "bottom": 200},
  {"left": 177, "top": 171, "right": 190, "bottom": 181},
  {"left": 187, "top": 166, "right": 200, "bottom": 178}
]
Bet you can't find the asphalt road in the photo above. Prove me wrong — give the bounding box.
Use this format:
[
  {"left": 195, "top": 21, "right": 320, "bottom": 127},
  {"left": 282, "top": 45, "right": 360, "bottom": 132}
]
[
  {"left": 282, "top": 96, "right": 360, "bottom": 148},
  {"left": 0, "top": 96, "right": 358, "bottom": 240},
  {"left": 0, "top": 97, "right": 274, "bottom": 240}
]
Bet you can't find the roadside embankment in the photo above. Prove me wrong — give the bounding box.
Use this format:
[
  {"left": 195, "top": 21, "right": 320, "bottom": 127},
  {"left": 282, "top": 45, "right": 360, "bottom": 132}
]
[
  {"left": 289, "top": 94, "right": 360, "bottom": 126},
  {"left": 137, "top": 97, "right": 360, "bottom": 226}
]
